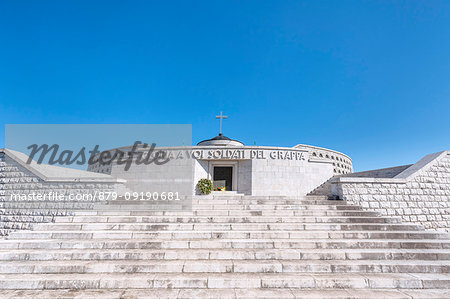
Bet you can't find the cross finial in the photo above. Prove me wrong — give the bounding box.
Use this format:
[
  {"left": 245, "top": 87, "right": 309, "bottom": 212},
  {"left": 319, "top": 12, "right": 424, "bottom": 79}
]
[{"left": 216, "top": 111, "right": 228, "bottom": 135}]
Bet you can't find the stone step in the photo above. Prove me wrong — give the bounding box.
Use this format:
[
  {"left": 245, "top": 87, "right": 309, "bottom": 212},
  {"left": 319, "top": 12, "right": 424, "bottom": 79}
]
[
  {"left": 1, "top": 248, "right": 449, "bottom": 261},
  {"left": 53, "top": 215, "right": 401, "bottom": 224},
  {"left": 113, "top": 200, "right": 349, "bottom": 206},
  {"left": 0, "top": 259, "right": 448, "bottom": 274},
  {"left": 4, "top": 228, "right": 448, "bottom": 239},
  {"left": 101, "top": 197, "right": 335, "bottom": 203},
  {"left": 1, "top": 288, "right": 449, "bottom": 299},
  {"left": 2, "top": 236, "right": 450, "bottom": 251},
  {"left": 4, "top": 230, "right": 448, "bottom": 244},
  {"left": 209, "top": 191, "right": 243, "bottom": 196},
  {"left": 0, "top": 272, "right": 448, "bottom": 290},
  {"left": 1, "top": 237, "right": 449, "bottom": 250},
  {"left": 4, "top": 219, "right": 406, "bottom": 233},
  {"left": 189, "top": 201, "right": 346, "bottom": 207},
  {"left": 0, "top": 215, "right": 56, "bottom": 223},
  {"left": 26, "top": 222, "right": 421, "bottom": 232},
  {"left": 191, "top": 197, "right": 330, "bottom": 203},
  {"left": 195, "top": 199, "right": 343, "bottom": 204},
  {"left": 192, "top": 204, "right": 356, "bottom": 210},
  {"left": 95, "top": 204, "right": 364, "bottom": 211},
  {"left": 7, "top": 225, "right": 425, "bottom": 239},
  {"left": 0, "top": 209, "right": 70, "bottom": 216},
  {"left": 73, "top": 209, "right": 380, "bottom": 217},
  {"left": 0, "top": 207, "right": 87, "bottom": 213},
  {"left": 0, "top": 206, "right": 107, "bottom": 212},
  {"left": 202, "top": 195, "right": 329, "bottom": 200}
]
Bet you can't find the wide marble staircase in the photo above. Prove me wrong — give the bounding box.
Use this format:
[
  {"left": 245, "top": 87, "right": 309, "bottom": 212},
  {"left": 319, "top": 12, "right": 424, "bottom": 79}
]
[{"left": 0, "top": 195, "right": 449, "bottom": 298}]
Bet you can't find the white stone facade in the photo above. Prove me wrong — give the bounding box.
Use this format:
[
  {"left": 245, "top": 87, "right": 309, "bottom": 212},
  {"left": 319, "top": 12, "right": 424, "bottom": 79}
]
[
  {"left": 89, "top": 146, "right": 337, "bottom": 197},
  {"left": 332, "top": 151, "right": 450, "bottom": 231}
]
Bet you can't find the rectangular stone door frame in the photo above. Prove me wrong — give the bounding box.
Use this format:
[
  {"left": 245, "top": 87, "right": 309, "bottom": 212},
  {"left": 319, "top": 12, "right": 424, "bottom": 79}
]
[{"left": 207, "top": 161, "right": 239, "bottom": 192}]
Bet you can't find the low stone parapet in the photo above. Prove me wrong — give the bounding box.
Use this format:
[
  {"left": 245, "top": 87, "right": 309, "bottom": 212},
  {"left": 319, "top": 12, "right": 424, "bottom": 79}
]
[
  {"left": 0, "top": 149, "right": 126, "bottom": 236},
  {"left": 332, "top": 151, "right": 450, "bottom": 231}
]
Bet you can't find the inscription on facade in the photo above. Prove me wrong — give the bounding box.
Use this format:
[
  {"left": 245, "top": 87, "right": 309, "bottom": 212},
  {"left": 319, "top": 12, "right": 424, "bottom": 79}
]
[{"left": 164, "top": 149, "right": 307, "bottom": 161}]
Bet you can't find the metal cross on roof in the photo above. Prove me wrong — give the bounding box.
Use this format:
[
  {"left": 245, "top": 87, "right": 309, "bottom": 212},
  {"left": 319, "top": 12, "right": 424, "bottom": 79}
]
[{"left": 216, "top": 111, "right": 228, "bottom": 135}]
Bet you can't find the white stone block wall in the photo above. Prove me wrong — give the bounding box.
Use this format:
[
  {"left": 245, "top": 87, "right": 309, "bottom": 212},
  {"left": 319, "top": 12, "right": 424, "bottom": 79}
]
[
  {"left": 0, "top": 151, "right": 124, "bottom": 236},
  {"left": 251, "top": 158, "right": 333, "bottom": 197},
  {"left": 333, "top": 151, "right": 450, "bottom": 231}
]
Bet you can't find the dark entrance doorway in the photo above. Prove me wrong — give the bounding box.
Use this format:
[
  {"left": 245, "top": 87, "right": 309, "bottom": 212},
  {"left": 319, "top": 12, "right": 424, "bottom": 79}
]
[{"left": 213, "top": 166, "right": 233, "bottom": 191}]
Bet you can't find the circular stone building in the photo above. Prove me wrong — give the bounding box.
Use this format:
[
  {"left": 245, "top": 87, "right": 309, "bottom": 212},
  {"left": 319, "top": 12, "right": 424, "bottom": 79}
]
[
  {"left": 88, "top": 134, "right": 352, "bottom": 197},
  {"left": 293, "top": 144, "right": 353, "bottom": 175}
]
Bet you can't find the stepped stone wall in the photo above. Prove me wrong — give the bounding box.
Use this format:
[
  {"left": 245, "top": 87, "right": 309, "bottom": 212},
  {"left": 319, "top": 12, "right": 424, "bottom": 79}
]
[
  {"left": 0, "top": 150, "right": 125, "bottom": 236},
  {"left": 308, "top": 176, "right": 338, "bottom": 196},
  {"left": 332, "top": 151, "right": 450, "bottom": 231}
]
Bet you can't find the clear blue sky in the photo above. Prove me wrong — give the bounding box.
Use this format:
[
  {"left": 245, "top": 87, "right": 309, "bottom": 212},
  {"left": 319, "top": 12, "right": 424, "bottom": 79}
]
[{"left": 1, "top": 1, "right": 449, "bottom": 171}]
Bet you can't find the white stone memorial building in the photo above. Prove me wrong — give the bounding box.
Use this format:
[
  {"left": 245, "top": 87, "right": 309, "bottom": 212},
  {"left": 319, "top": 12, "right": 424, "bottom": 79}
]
[{"left": 87, "top": 133, "right": 353, "bottom": 197}]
